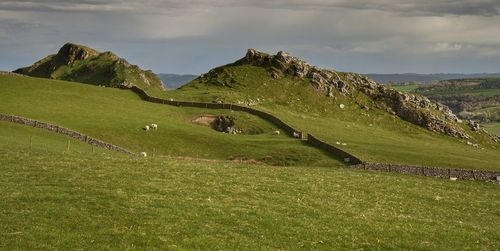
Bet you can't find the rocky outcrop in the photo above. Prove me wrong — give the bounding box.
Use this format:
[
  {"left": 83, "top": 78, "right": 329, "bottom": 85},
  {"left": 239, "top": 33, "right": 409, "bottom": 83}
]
[
  {"left": 14, "top": 42, "right": 165, "bottom": 92},
  {"left": 213, "top": 116, "right": 241, "bottom": 134},
  {"left": 239, "top": 49, "right": 478, "bottom": 140},
  {"left": 55, "top": 43, "right": 99, "bottom": 65}
]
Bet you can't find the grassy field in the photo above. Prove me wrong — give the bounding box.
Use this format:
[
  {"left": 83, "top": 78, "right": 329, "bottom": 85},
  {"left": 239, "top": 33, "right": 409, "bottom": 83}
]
[
  {"left": 167, "top": 64, "right": 500, "bottom": 170},
  {"left": 2, "top": 64, "right": 500, "bottom": 250},
  {"left": 0, "top": 74, "right": 342, "bottom": 167},
  {"left": 0, "top": 121, "right": 112, "bottom": 155},
  {"left": 415, "top": 88, "right": 500, "bottom": 97},
  {"left": 484, "top": 122, "right": 500, "bottom": 135},
  {"left": 389, "top": 83, "right": 422, "bottom": 92},
  {"left": 0, "top": 148, "right": 499, "bottom": 250}
]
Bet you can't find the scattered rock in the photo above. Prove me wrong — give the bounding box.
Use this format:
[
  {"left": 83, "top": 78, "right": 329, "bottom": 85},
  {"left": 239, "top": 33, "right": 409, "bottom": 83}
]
[
  {"left": 468, "top": 120, "right": 481, "bottom": 132},
  {"left": 192, "top": 115, "right": 242, "bottom": 134},
  {"left": 339, "top": 104, "right": 345, "bottom": 109},
  {"left": 270, "top": 71, "right": 281, "bottom": 80},
  {"left": 213, "top": 116, "right": 236, "bottom": 133}
]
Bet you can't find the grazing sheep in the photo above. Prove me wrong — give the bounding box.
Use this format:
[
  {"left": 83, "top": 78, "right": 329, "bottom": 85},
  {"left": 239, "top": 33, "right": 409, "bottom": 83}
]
[
  {"left": 144, "top": 125, "right": 150, "bottom": 131},
  {"left": 273, "top": 130, "right": 280, "bottom": 135},
  {"left": 151, "top": 123, "right": 158, "bottom": 130},
  {"left": 341, "top": 143, "right": 347, "bottom": 146},
  {"left": 449, "top": 177, "right": 457, "bottom": 181},
  {"left": 339, "top": 104, "right": 345, "bottom": 109},
  {"left": 140, "top": 152, "right": 147, "bottom": 157},
  {"left": 293, "top": 132, "right": 301, "bottom": 138},
  {"left": 336, "top": 141, "right": 341, "bottom": 145}
]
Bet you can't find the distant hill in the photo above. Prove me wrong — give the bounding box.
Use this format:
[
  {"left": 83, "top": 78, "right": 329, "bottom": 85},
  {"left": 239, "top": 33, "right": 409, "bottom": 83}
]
[
  {"left": 14, "top": 43, "right": 165, "bottom": 92},
  {"left": 411, "top": 78, "right": 500, "bottom": 124},
  {"left": 367, "top": 73, "right": 500, "bottom": 84},
  {"left": 157, "top": 73, "right": 198, "bottom": 89}
]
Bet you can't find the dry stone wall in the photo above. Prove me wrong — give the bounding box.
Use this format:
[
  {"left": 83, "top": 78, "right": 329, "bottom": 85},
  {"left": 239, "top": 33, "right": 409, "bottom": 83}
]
[
  {"left": 0, "top": 113, "right": 133, "bottom": 154},
  {"left": 127, "top": 86, "right": 500, "bottom": 181},
  {"left": 351, "top": 163, "right": 499, "bottom": 181},
  {"left": 307, "top": 134, "right": 362, "bottom": 165}
]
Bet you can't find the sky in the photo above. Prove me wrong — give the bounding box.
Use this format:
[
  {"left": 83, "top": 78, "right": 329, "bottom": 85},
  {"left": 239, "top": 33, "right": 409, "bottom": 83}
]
[{"left": 1, "top": 0, "right": 500, "bottom": 74}]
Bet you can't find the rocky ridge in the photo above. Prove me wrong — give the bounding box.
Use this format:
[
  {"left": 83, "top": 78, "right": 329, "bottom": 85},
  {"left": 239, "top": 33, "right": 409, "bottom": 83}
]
[
  {"left": 14, "top": 43, "right": 165, "bottom": 92},
  {"left": 238, "top": 49, "right": 496, "bottom": 142}
]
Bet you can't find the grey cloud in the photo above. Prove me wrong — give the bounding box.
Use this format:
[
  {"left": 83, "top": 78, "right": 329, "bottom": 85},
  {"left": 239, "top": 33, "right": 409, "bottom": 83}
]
[
  {"left": 0, "top": 0, "right": 499, "bottom": 74},
  {"left": 1, "top": 0, "right": 499, "bottom": 16}
]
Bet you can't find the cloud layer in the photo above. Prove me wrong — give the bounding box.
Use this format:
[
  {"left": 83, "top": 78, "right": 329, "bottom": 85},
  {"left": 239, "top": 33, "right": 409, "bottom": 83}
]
[{"left": 1, "top": 0, "right": 499, "bottom": 74}]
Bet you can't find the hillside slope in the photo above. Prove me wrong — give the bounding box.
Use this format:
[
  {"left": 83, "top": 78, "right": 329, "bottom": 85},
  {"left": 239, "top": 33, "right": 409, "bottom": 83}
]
[
  {"left": 0, "top": 74, "right": 342, "bottom": 167},
  {"left": 14, "top": 43, "right": 165, "bottom": 93},
  {"left": 166, "top": 49, "right": 500, "bottom": 169},
  {"left": 0, "top": 121, "right": 112, "bottom": 154}
]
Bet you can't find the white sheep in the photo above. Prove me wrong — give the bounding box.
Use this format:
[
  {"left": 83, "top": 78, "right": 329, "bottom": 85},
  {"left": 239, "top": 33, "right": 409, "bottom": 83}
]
[
  {"left": 144, "top": 125, "right": 150, "bottom": 131},
  {"left": 273, "top": 130, "right": 280, "bottom": 135},
  {"left": 151, "top": 123, "right": 158, "bottom": 130},
  {"left": 140, "top": 152, "right": 147, "bottom": 157},
  {"left": 339, "top": 104, "right": 345, "bottom": 109},
  {"left": 293, "top": 132, "right": 301, "bottom": 138}
]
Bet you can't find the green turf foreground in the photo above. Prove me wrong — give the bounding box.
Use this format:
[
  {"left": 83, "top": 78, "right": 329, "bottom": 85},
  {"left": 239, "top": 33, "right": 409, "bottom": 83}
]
[{"left": 0, "top": 149, "right": 498, "bottom": 250}]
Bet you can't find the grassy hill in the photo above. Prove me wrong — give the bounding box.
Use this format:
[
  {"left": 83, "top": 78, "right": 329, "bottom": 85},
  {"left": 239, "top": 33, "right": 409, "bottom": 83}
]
[
  {"left": 2, "top": 48, "right": 500, "bottom": 250},
  {"left": 394, "top": 78, "right": 500, "bottom": 125},
  {"left": 0, "top": 74, "right": 342, "bottom": 167},
  {"left": 14, "top": 43, "right": 165, "bottom": 93},
  {"left": 165, "top": 51, "right": 500, "bottom": 170},
  {"left": 1, "top": 147, "right": 499, "bottom": 250}
]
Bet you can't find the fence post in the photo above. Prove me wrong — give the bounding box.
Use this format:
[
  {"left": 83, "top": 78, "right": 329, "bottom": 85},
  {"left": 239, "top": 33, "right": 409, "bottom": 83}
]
[
  {"left": 153, "top": 148, "right": 156, "bottom": 158},
  {"left": 67, "top": 140, "right": 70, "bottom": 152},
  {"left": 29, "top": 136, "right": 32, "bottom": 150},
  {"left": 92, "top": 144, "right": 95, "bottom": 153}
]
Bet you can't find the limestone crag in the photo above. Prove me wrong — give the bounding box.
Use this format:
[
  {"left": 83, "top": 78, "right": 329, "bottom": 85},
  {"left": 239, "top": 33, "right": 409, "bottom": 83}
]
[
  {"left": 55, "top": 43, "right": 99, "bottom": 66},
  {"left": 240, "top": 49, "right": 481, "bottom": 140}
]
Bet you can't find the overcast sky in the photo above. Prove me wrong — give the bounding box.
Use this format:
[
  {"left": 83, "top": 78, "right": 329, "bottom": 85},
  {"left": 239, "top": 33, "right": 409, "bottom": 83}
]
[{"left": 1, "top": 0, "right": 500, "bottom": 74}]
